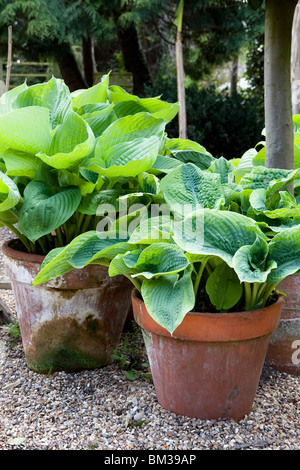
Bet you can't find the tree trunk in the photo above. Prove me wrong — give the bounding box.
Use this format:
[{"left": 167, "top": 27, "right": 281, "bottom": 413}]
[
  {"left": 176, "top": 31, "right": 187, "bottom": 139},
  {"left": 82, "top": 36, "right": 95, "bottom": 87},
  {"left": 54, "top": 43, "right": 87, "bottom": 92},
  {"left": 230, "top": 54, "right": 239, "bottom": 98},
  {"left": 291, "top": 1, "right": 300, "bottom": 115},
  {"left": 264, "top": 0, "right": 298, "bottom": 169},
  {"left": 116, "top": 22, "right": 152, "bottom": 96}
]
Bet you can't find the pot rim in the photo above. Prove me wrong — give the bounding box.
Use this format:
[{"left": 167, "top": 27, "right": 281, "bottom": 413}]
[
  {"left": 2, "top": 239, "right": 45, "bottom": 264},
  {"left": 131, "top": 288, "right": 283, "bottom": 342}
]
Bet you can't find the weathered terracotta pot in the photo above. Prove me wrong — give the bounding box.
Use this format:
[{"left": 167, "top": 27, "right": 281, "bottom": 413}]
[
  {"left": 266, "top": 274, "right": 300, "bottom": 375},
  {"left": 132, "top": 289, "right": 283, "bottom": 421},
  {"left": 2, "top": 239, "right": 132, "bottom": 373}
]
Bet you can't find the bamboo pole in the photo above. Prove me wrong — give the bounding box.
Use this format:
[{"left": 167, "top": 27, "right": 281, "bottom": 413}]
[
  {"left": 174, "top": 0, "right": 187, "bottom": 140},
  {"left": 5, "top": 26, "right": 12, "bottom": 92}
]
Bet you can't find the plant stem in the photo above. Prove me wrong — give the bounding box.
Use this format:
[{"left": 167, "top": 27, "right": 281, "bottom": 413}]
[
  {"left": 194, "top": 261, "right": 207, "bottom": 298},
  {"left": 6, "top": 224, "right": 31, "bottom": 253},
  {"left": 81, "top": 214, "right": 92, "bottom": 233},
  {"left": 75, "top": 212, "right": 85, "bottom": 237},
  {"left": 56, "top": 226, "right": 64, "bottom": 247},
  {"left": 244, "top": 282, "right": 252, "bottom": 311}
]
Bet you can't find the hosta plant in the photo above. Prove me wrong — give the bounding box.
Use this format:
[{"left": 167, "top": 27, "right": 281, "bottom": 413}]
[
  {"left": 33, "top": 161, "right": 300, "bottom": 335},
  {"left": 0, "top": 74, "right": 192, "bottom": 255}
]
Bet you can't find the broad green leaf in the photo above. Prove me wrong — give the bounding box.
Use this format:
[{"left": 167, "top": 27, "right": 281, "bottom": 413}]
[
  {"left": 150, "top": 154, "right": 183, "bottom": 174},
  {"left": 2, "top": 149, "right": 43, "bottom": 179},
  {"left": 72, "top": 74, "right": 109, "bottom": 109},
  {"left": 0, "top": 209, "right": 19, "bottom": 227},
  {"left": 17, "top": 181, "right": 81, "bottom": 242},
  {"left": 141, "top": 265, "right": 195, "bottom": 334},
  {"left": 109, "top": 242, "right": 190, "bottom": 279},
  {"left": 95, "top": 112, "right": 166, "bottom": 151},
  {"left": 173, "top": 209, "right": 266, "bottom": 267},
  {"left": 208, "top": 156, "right": 236, "bottom": 183},
  {"left": 33, "top": 231, "right": 101, "bottom": 285},
  {"left": 36, "top": 111, "right": 95, "bottom": 170},
  {"left": 163, "top": 137, "right": 207, "bottom": 153},
  {"left": 114, "top": 97, "right": 179, "bottom": 123},
  {"left": 266, "top": 227, "right": 300, "bottom": 284},
  {"left": 78, "top": 189, "right": 123, "bottom": 215},
  {"left": 84, "top": 135, "right": 160, "bottom": 180},
  {"left": 14, "top": 77, "right": 72, "bottom": 128},
  {"left": 234, "top": 147, "right": 257, "bottom": 181},
  {"left": 160, "top": 163, "right": 225, "bottom": 216},
  {"left": 128, "top": 215, "right": 173, "bottom": 244},
  {"left": 107, "top": 85, "right": 139, "bottom": 104},
  {"left": 232, "top": 236, "right": 277, "bottom": 283},
  {"left": 137, "top": 172, "right": 160, "bottom": 195},
  {"left": 206, "top": 262, "right": 243, "bottom": 310},
  {"left": 0, "top": 106, "right": 51, "bottom": 155},
  {"left": 0, "top": 82, "right": 28, "bottom": 115},
  {"left": 170, "top": 150, "right": 214, "bottom": 170},
  {"left": 0, "top": 172, "right": 21, "bottom": 211},
  {"left": 57, "top": 170, "right": 95, "bottom": 196},
  {"left": 239, "top": 166, "right": 297, "bottom": 190}
]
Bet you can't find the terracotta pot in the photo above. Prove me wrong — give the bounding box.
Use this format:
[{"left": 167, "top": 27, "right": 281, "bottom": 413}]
[
  {"left": 132, "top": 289, "right": 283, "bottom": 421},
  {"left": 2, "top": 239, "right": 132, "bottom": 373},
  {"left": 266, "top": 274, "right": 300, "bottom": 375}
]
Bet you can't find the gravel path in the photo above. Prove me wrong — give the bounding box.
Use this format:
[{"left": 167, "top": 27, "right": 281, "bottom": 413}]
[{"left": 0, "top": 227, "right": 299, "bottom": 451}]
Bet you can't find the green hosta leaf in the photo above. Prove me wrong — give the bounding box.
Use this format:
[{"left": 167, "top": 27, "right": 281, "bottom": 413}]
[
  {"left": 163, "top": 137, "right": 208, "bottom": 153},
  {"left": 80, "top": 103, "right": 118, "bottom": 138},
  {"left": 141, "top": 265, "right": 195, "bottom": 334},
  {"left": 150, "top": 154, "right": 183, "bottom": 175},
  {"left": 14, "top": 77, "right": 72, "bottom": 128},
  {"left": 114, "top": 97, "right": 179, "bottom": 123},
  {"left": 72, "top": 74, "right": 109, "bottom": 109},
  {"left": 0, "top": 82, "right": 28, "bottom": 115},
  {"left": 84, "top": 135, "right": 160, "bottom": 180},
  {"left": 109, "top": 242, "right": 190, "bottom": 279},
  {"left": 33, "top": 231, "right": 100, "bottom": 285},
  {"left": 240, "top": 166, "right": 298, "bottom": 190},
  {"left": 78, "top": 189, "right": 122, "bottom": 215},
  {"left": 95, "top": 112, "right": 166, "bottom": 151},
  {"left": 137, "top": 172, "right": 160, "bottom": 195},
  {"left": 57, "top": 170, "right": 95, "bottom": 196},
  {"left": 249, "top": 188, "right": 267, "bottom": 212},
  {"left": 173, "top": 209, "right": 266, "bottom": 267},
  {"left": 36, "top": 111, "right": 95, "bottom": 170},
  {"left": 206, "top": 262, "right": 243, "bottom": 310},
  {"left": 234, "top": 147, "right": 257, "bottom": 182},
  {"left": 1, "top": 149, "right": 43, "bottom": 179},
  {"left": 0, "top": 172, "right": 21, "bottom": 211},
  {"left": 266, "top": 169, "right": 300, "bottom": 197},
  {"left": 107, "top": 85, "right": 139, "bottom": 104},
  {"left": 0, "top": 106, "right": 51, "bottom": 155},
  {"left": 160, "top": 163, "right": 225, "bottom": 216},
  {"left": 17, "top": 181, "right": 81, "bottom": 242},
  {"left": 0, "top": 209, "right": 19, "bottom": 227},
  {"left": 208, "top": 156, "right": 236, "bottom": 183},
  {"left": 69, "top": 232, "right": 131, "bottom": 269},
  {"left": 128, "top": 215, "right": 173, "bottom": 245},
  {"left": 266, "top": 227, "right": 300, "bottom": 284},
  {"left": 232, "top": 236, "right": 277, "bottom": 283},
  {"left": 170, "top": 150, "right": 214, "bottom": 170}
]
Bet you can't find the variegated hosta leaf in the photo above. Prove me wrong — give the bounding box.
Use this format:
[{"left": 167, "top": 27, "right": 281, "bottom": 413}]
[
  {"left": 160, "top": 163, "right": 225, "bottom": 216},
  {"left": 0, "top": 82, "right": 28, "bottom": 116},
  {"left": 0, "top": 172, "right": 21, "bottom": 211},
  {"left": 266, "top": 227, "right": 300, "bottom": 284},
  {"left": 36, "top": 111, "right": 95, "bottom": 170},
  {"left": 17, "top": 181, "right": 81, "bottom": 242},
  {"left": 141, "top": 265, "right": 195, "bottom": 334}
]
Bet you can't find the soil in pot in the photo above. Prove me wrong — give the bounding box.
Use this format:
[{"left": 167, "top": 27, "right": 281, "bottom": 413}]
[
  {"left": 132, "top": 289, "right": 283, "bottom": 421},
  {"left": 2, "top": 239, "right": 133, "bottom": 373}
]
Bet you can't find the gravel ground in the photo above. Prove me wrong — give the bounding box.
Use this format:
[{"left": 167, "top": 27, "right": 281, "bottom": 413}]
[{"left": 0, "top": 227, "right": 299, "bottom": 451}]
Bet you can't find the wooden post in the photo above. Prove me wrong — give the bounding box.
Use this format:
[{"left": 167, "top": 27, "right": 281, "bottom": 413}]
[
  {"left": 5, "top": 26, "right": 12, "bottom": 92},
  {"left": 291, "top": 1, "right": 300, "bottom": 115}
]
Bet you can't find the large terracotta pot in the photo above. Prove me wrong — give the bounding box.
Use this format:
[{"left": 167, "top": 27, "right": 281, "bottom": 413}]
[
  {"left": 266, "top": 273, "right": 300, "bottom": 376},
  {"left": 2, "top": 239, "right": 132, "bottom": 373},
  {"left": 132, "top": 289, "right": 283, "bottom": 421}
]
